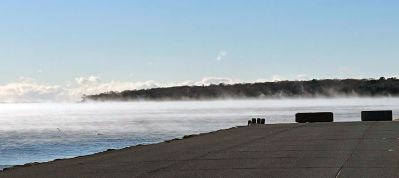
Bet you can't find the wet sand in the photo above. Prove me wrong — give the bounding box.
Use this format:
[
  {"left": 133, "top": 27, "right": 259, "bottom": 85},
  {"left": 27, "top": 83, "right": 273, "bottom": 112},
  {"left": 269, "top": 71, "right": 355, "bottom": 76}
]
[{"left": 1, "top": 121, "right": 399, "bottom": 178}]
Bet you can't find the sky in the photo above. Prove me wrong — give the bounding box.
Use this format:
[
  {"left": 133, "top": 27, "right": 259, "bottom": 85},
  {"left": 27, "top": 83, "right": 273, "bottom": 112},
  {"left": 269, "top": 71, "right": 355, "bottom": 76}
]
[{"left": 1, "top": 0, "right": 399, "bottom": 102}]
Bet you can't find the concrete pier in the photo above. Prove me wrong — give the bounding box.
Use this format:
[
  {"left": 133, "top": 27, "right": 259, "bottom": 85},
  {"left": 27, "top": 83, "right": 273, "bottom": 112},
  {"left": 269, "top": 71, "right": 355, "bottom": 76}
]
[
  {"left": 361, "top": 110, "right": 393, "bottom": 121},
  {"left": 296, "top": 112, "right": 334, "bottom": 123},
  {"left": 2, "top": 121, "right": 399, "bottom": 178}
]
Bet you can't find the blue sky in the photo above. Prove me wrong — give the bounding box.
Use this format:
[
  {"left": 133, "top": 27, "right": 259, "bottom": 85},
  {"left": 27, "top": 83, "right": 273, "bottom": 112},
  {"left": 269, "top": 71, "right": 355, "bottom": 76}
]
[{"left": 0, "top": 0, "right": 399, "bottom": 100}]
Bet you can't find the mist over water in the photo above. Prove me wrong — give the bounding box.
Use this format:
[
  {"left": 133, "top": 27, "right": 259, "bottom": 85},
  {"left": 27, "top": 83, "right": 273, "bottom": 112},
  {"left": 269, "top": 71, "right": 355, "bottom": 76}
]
[{"left": 1, "top": 98, "right": 399, "bottom": 169}]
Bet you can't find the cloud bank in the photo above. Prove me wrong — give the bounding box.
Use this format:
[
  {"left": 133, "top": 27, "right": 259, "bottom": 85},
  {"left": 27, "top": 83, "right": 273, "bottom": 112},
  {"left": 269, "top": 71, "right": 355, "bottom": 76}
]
[{"left": 0, "top": 75, "right": 309, "bottom": 102}]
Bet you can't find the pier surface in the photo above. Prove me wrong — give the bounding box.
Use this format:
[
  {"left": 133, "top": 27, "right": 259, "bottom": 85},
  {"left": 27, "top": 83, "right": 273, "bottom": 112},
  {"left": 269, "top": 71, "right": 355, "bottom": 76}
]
[{"left": 2, "top": 121, "right": 399, "bottom": 178}]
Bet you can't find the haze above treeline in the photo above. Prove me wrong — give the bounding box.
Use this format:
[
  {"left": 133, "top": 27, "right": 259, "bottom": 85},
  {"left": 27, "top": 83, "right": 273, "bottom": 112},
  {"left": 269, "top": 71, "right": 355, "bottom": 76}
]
[{"left": 82, "top": 77, "right": 399, "bottom": 102}]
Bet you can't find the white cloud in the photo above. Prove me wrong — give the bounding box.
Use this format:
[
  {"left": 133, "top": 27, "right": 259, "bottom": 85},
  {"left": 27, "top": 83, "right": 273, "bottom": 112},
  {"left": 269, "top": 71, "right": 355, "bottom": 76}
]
[
  {"left": 0, "top": 76, "right": 164, "bottom": 103},
  {"left": 216, "top": 50, "right": 227, "bottom": 61},
  {"left": 253, "top": 78, "right": 269, "bottom": 83},
  {"left": 271, "top": 75, "right": 285, "bottom": 82},
  {"left": 0, "top": 78, "right": 63, "bottom": 103},
  {"left": 254, "top": 74, "right": 309, "bottom": 82},
  {"left": 195, "top": 77, "right": 239, "bottom": 86},
  {"left": 75, "top": 76, "right": 101, "bottom": 85},
  {"left": 296, "top": 74, "right": 309, "bottom": 81},
  {"left": 0, "top": 76, "right": 240, "bottom": 102},
  {"left": 0, "top": 74, "right": 314, "bottom": 102}
]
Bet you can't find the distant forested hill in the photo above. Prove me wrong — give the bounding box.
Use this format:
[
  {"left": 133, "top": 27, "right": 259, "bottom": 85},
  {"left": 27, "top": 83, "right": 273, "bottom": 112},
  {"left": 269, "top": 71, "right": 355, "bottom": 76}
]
[{"left": 82, "top": 77, "right": 399, "bottom": 102}]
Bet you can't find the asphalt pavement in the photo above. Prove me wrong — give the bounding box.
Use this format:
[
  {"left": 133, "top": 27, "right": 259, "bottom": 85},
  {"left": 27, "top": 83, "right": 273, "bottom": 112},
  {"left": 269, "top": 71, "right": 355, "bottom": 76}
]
[{"left": 1, "top": 121, "right": 399, "bottom": 178}]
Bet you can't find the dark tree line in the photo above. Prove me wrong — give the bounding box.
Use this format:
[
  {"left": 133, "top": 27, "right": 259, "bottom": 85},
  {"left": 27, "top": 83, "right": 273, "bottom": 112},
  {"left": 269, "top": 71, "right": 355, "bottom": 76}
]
[{"left": 82, "top": 77, "right": 399, "bottom": 102}]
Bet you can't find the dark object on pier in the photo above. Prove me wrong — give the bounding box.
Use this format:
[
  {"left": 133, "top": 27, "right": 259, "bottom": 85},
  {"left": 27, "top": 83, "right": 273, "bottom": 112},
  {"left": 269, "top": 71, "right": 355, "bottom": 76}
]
[
  {"left": 361, "top": 110, "right": 392, "bottom": 121},
  {"left": 251, "top": 118, "right": 256, "bottom": 124},
  {"left": 261, "top": 118, "right": 265, "bottom": 124},
  {"left": 295, "top": 112, "right": 334, "bottom": 123},
  {"left": 257, "top": 118, "right": 261, "bottom": 124},
  {"left": 248, "top": 120, "right": 252, "bottom": 125}
]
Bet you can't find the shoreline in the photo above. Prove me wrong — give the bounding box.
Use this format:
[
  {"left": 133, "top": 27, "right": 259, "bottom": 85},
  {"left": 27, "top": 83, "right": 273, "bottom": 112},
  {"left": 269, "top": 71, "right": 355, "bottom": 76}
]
[
  {"left": 0, "top": 126, "right": 243, "bottom": 172},
  {"left": 2, "top": 121, "right": 399, "bottom": 177},
  {"left": 3, "top": 118, "right": 399, "bottom": 172}
]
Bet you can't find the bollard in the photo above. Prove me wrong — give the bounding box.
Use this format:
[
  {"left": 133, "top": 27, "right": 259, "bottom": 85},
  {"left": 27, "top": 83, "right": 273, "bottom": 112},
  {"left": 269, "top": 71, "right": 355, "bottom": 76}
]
[
  {"left": 261, "top": 118, "right": 265, "bottom": 124},
  {"left": 295, "top": 112, "right": 334, "bottom": 123},
  {"left": 361, "top": 110, "right": 392, "bottom": 121},
  {"left": 257, "top": 118, "right": 261, "bottom": 124},
  {"left": 252, "top": 118, "right": 257, "bottom": 124}
]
